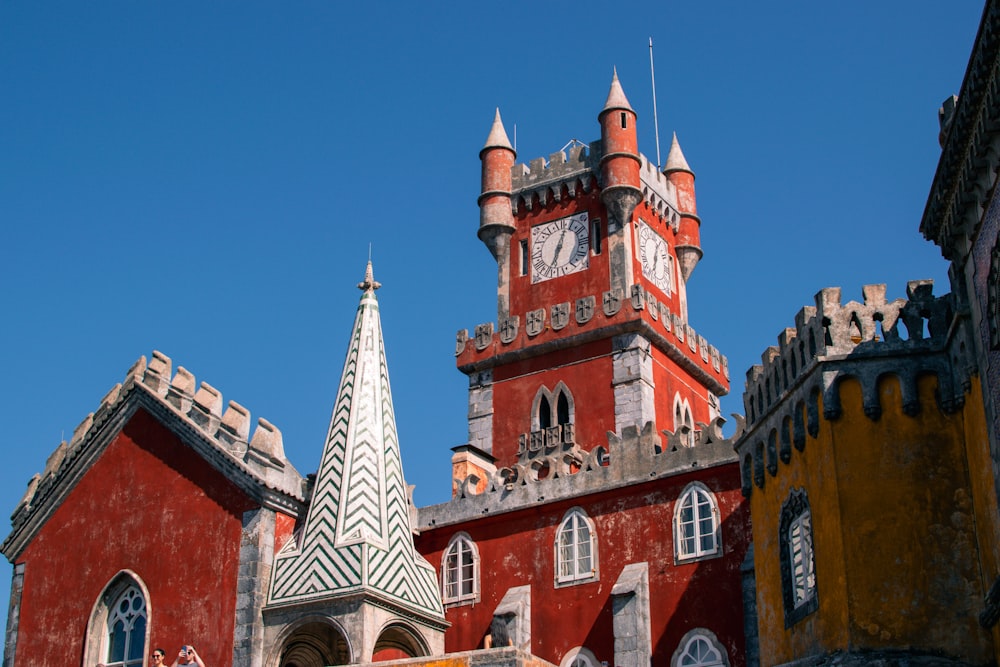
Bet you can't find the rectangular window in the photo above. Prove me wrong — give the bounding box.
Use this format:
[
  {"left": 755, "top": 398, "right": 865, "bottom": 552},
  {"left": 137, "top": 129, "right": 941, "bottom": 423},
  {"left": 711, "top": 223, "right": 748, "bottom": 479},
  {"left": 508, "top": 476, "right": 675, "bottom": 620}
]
[
  {"left": 520, "top": 239, "right": 529, "bottom": 276},
  {"left": 591, "top": 219, "right": 602, "bottom": 255}
]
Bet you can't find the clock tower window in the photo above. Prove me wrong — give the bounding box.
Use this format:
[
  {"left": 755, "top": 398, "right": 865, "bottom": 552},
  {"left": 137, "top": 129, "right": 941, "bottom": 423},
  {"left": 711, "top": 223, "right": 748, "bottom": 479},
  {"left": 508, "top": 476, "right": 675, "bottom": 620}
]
[
  {"left": 532, "top": 384, "right": 575, "bottom": 432},
  {"left": 519, "top": 239, "right": 529, "bottom": 276},
  {"left": 591, "top": 219, "right": 602, "bottom": 255}
]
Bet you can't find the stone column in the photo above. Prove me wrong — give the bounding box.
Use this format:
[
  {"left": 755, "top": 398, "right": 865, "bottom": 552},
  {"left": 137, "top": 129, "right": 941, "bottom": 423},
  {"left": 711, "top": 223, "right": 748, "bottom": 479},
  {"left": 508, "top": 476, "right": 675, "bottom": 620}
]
[{"left": 612, "top": 562, "right": 651, "bottom": 667}]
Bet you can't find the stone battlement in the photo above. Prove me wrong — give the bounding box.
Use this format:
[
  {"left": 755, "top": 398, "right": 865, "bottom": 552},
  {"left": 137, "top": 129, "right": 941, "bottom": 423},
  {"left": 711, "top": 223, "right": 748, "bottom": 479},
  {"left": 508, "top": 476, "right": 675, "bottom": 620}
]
[
  {"left": 3, "top": 351, "right": 305, "bottom": 558},
  {"left": 743, "top": 281, "right": 956, "bottom": 427},
  {"left": 456, "top": 284, "right": 729, "bottom": 394},
  {"left": 509, "top": 143, "right": 682, "bottom": 226},
  {"left": 418, "top": 416, "right": 742, "bottom": 530}
]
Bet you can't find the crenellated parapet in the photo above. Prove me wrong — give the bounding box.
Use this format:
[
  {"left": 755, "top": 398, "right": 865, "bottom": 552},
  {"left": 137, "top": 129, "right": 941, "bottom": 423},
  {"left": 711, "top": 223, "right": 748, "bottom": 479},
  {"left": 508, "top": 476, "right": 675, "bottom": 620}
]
[
  {"left": 743, "top": 280, "right": 963, "bottom": 427},
  {"left": 2, "top": 350, "right": 306, "bottom": 560},
  {"left": 419, "top": 416, "right": 742, "bottom": 529},
  {"left": 455, "top": 284, "right": 729, "bottom": 396},
  {"left": 735, "top": 281, "right": 977, "bottom": 498},
  {"left": 509, "top": 144, "right": 684, "bottom": 230}
]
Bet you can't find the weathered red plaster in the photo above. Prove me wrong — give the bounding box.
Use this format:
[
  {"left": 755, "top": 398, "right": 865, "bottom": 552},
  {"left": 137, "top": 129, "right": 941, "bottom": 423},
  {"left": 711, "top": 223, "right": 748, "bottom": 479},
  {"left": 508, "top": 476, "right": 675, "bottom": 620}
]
[{"left": 15, "top": 409, "right": 256, "bottom": 667}]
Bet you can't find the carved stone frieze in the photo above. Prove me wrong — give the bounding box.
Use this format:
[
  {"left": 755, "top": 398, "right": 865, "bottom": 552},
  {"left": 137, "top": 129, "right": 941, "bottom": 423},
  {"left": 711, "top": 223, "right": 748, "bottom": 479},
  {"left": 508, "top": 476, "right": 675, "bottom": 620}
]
[
  {"left": 552, "top": 303, "right": 570, "bottom": 330},
  {"left": 526, "top": 309, "right": 545, "bottom": 337},
  {"left": 499, "top": 316, "right": 519, "bottom": 344},
  {"left": 475, "top": 323, "right": 494, "bottom": 351},
  {"left": 603, "top": 289, "right": 623, "bottom": 317},
  {"left": 576, "top": 296, "right": 595, "bottom": 324}
]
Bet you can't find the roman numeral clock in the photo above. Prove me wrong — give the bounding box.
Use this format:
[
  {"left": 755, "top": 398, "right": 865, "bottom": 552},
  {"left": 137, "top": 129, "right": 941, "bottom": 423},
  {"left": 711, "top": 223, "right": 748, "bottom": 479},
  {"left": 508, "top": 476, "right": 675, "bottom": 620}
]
[{"left": 531, "top": 212, "right": 590, "bottom": 283}]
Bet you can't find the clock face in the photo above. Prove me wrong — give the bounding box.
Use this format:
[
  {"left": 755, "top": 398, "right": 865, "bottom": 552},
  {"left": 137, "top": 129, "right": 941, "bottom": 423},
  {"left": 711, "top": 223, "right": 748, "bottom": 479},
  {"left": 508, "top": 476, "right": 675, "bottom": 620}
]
[
  {"left": 530, "top": 212, "right": 590, "bottom": 283},
  {"left": 638, "top": 222, "right": 673, "bottom": 293}
]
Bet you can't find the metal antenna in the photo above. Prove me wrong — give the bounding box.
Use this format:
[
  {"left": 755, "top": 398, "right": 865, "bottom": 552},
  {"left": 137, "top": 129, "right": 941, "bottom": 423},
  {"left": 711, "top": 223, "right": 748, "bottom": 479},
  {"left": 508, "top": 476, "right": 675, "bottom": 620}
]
[
  {"left": 368, "top": 243, "right": 372, "bottom": 262},
  {"left": 649, "top": 37, "right": 662, "bottom": 169}
]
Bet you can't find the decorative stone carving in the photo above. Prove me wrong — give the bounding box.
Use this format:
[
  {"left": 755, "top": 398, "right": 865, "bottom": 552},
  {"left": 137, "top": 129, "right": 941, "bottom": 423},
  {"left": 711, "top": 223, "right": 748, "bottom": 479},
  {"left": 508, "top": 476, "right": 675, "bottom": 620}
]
[
  {"left": 631, "top": 284, "right": 645, "bottom": 310},
  {"left": 576, "top": 296, "right": 595, "bottom": 324},
  {"left": 475, "top": 323, "right": 494, "bottom": 351},
  {"left": 526, "top": 309, "right": 545, "bottom": 337},
  {"left": 551, "top": 302, "right": 570, "bottom": 330},
  {"left": 499, "top": 316, "right": 519, "bottom": 344},
  {"left": 648, "top": 293, "right": 658, "bottom": 320},
  {"left": 603, "top": 289, "right": 623, "bottom": 317},
  {"left": 455, "top": 329, "right": 469, "bottom": 356}
]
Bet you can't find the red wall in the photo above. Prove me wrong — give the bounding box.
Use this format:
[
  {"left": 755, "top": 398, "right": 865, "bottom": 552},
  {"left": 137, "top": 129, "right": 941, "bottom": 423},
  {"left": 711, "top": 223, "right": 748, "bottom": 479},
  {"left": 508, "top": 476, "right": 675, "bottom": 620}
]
[
  {"left": 14, "top": 409, "right": 257, "bottom": 667},
  {"left": 417, "top": 464, "right": 750, "bottom": 667}
]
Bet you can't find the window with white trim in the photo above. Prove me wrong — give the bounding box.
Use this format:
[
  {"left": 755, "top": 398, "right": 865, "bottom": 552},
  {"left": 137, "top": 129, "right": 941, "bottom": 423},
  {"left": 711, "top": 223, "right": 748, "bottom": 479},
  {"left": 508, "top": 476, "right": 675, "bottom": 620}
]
[
  {"left": 442, "top": 533, "right": 479, "bottom": 605},
  {"left": 674, "top": 631, "right": 727, "bottom": 667},
  {"left": 103, "top": 584, "right": 147, "bottom": 667},
  {"left": 780, "top": 488, "right": 817, "bottom": 626},
  {"left": 555, "top": 508, "right": 598, "bottom": 586},
  {"left": 560, "top": 646, "right": 600, "bottom": 667},
  {"left": 674, "top": 482, "right": 720, "bottom": 562}
]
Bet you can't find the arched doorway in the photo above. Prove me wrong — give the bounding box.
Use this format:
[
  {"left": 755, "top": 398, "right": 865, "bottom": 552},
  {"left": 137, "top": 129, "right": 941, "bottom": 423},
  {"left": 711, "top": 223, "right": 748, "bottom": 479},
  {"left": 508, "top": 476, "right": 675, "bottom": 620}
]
[
  {"left": 278, "top": 621, "right": 349, "bottom": 667},
  {"left": 371, "top": 623, "right": 427, "bottom": 662}
]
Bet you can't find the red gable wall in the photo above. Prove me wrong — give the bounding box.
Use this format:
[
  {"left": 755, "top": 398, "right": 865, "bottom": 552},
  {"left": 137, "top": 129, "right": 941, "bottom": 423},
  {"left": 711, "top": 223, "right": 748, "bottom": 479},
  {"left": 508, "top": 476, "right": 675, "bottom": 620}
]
[{"left": 13, "top": 408, "right": 256, "bottom": 667}]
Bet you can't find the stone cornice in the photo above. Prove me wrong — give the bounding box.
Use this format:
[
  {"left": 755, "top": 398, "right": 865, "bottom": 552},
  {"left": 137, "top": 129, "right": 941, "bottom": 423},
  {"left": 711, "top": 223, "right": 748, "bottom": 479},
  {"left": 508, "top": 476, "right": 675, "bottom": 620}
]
[{"left": 921, "top": 0, "right": 1000, "bottom": 259}]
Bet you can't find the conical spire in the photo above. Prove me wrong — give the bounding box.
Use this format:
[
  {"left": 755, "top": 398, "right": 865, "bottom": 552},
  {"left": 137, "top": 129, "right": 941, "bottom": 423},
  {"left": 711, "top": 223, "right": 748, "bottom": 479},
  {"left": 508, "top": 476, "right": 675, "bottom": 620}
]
[
  {"left": 482, "top": 108, "right": 514, "bottom": 152},
  {"left": 602, "top": 67, "right": 634, "bottom": 114},
  {"left": 267, "top": 262, "right": 444, "bottom": 624},
  {"left": 664, "top": 132, "right": 693, "bottom": 174}
]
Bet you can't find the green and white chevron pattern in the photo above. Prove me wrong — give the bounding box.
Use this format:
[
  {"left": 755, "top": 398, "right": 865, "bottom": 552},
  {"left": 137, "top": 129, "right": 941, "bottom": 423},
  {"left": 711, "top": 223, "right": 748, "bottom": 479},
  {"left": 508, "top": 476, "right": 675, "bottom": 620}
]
[{"left": 268, "top": 286, "right": 443, "bottom": 620}]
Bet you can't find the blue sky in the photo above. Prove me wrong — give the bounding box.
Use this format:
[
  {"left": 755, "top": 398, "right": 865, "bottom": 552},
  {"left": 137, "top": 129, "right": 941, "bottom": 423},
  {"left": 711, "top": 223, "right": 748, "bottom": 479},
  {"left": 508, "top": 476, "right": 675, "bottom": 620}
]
[{"left": 0, "top": 0, "right": 985, "bottom": 644}]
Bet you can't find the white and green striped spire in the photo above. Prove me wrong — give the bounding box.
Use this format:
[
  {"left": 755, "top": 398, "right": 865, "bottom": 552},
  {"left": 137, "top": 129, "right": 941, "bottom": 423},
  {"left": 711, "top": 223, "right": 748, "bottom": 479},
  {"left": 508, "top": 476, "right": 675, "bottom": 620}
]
[{"left": 268, "top": 261, "right": 443, "bottom": 622}]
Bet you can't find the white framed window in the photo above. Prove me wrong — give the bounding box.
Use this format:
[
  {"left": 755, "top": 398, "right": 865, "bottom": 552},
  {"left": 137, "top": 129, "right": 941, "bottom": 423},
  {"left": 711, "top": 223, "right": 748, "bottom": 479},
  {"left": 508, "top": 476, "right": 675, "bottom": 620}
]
[
  {"left": 671, "top": 629, "right": 728, "bottom": 667},
  {"left": 442, "top": 532, "right": 479, "bottom": 605},
  {"left": 84, "top": 572, "right": 150, "bottom": 667},
  {"left": 674, "top": 482, "right": 720, "bottom": 562},
  {"left": 789, "top": 511, "right": 815, "bottom": 607},
  {"left": 560, "top": 646, "right": 599, "bottom": 667},
  {"left": 780, "top": 488, "right": 818, "bottom": 626},
  {"left": 555, "top": 508, "right": 598, "bottom": 586}
]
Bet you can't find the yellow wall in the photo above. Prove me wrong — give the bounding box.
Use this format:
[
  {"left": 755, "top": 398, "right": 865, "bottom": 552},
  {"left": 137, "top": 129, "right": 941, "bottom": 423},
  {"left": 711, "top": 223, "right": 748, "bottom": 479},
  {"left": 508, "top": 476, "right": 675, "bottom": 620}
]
[{"left": 751, "top": 374, "right": 997, "bottom": 666}]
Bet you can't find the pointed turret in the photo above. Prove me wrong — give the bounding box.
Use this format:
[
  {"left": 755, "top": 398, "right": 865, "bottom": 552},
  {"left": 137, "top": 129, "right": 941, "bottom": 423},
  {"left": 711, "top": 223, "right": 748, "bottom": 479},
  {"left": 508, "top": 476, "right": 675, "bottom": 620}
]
[
  {"left": 664, "top": 133, "right": 702, "bottom": 282},
  {"left": 478, "top": 109, "right": 518, "bottom": 319},
  {"left": 266, "top": 263, "right": 445, "bottom": 661},
  {"left": 599, "top": 69, "right": 642, "bottom": 231}
]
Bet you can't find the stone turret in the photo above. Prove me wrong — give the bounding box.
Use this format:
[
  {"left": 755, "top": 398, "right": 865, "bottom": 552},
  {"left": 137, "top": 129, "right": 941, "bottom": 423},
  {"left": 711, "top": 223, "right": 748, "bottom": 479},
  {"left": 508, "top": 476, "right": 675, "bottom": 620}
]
[
  {"left": 598, "top": 69, "right": 642, "bottom": 231},
  {"left": 664, "top": 133, "right": 701, "bottom": 282},
  {"left": 479, "top": 109, "right": 518, "bottom": 320}
]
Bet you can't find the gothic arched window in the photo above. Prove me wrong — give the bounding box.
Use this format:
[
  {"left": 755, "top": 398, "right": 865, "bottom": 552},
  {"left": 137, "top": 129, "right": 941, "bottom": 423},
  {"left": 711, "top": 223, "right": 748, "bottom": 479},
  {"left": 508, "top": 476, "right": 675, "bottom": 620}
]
[
  {"left": 442, "top": 533, "right": 479, "bottom": 605},
  {"left": 532, "top": 384, "right": 575, "bottom": 433},
  {"left": 555, "top": 508, "right": 598, "bottom": 586},
  {"left": 84, "top": 572, "right": 151, "bottom": 667},
  {"left": 780, "top": 488, "right": 818, "bottom": 626},
  {"left": 674, "top": 482, "right": 720, "bottom": 562},
  {"left": 674, "top": 394, "right": 695, "bottom": 447}
]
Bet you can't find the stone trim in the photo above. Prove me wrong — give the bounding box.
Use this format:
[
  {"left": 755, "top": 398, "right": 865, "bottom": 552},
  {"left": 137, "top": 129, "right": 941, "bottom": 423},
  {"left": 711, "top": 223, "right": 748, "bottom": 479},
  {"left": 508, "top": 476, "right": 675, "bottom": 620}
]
[
  {"left": 2, "top": 563, "right": 23, "bottom": 667},
  {"left": 232, "top": 507, "right": 277, "bottom": 667},
  {"left": 612, "top": 562, "right": 651, "bottom": 667}
]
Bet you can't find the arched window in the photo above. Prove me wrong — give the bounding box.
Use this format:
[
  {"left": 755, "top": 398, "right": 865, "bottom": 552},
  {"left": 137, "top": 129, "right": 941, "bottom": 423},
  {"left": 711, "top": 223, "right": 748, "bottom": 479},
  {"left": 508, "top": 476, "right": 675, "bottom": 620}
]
[
  {"left": 555, "top": 508, "right": 598, "bottom": 586},
  {"left": 674, "top": 394, "right": 695, "bottom": 447},
  {"left": 671, "top": 630, "right": 728, "bottom": 667},
  {"left": 559, "top": 646, "right": 599, "bottom": 667},
  {"left": 84, "top": 572, "right": 150, "bottom": 667},
  {"left": 442, "top": 533, "right": 479, "bottom": 605},
  {"left": 105, "top": 585, "right": 146, "bottom": 667},
  {"left": 780, "top": 488, "right": 817, "bottom": 626},
  {"left": 532, "top": 384, "right": 575, "bottom": 433},
  {"left": 674, "top": 482, "right": 720, "bottom": 562}
]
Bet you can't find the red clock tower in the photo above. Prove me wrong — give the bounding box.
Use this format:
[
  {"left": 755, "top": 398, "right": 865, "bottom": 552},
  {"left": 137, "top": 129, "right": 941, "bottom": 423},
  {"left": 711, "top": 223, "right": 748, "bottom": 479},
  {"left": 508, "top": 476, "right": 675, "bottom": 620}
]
[
  {"left": 416, "top": 72, "right": 749, "bottom": 667},
  {"left": 461, "top": 70, "right": 728, "bottom": 468}
]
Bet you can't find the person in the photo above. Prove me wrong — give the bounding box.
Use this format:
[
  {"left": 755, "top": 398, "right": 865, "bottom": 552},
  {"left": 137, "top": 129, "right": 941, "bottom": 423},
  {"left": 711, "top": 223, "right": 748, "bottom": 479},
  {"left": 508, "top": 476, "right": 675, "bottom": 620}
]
[
  {"left": 171, "top": 644, "right": 206, "bottom": 667},
  {"left": 151, "top": 648, "right": 168, "bottom": 666}
]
